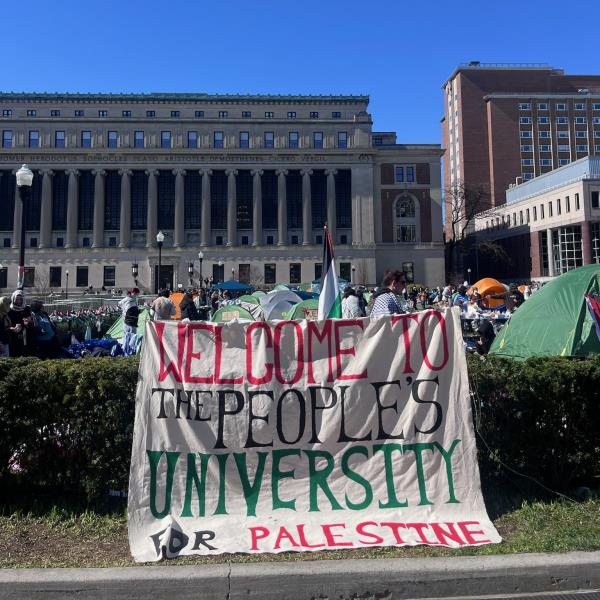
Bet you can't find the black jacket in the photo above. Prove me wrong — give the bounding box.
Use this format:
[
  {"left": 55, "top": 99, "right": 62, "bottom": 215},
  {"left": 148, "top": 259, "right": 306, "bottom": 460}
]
[{"left": 180, "top": 295, "right": 199, "bottom": 321}]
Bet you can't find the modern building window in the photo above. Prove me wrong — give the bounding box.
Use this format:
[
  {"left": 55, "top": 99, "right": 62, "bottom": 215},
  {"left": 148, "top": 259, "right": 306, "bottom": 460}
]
[
  {"left": 187, "top": 131, "right": 198, "bottom": 148},
  {"left": 103, "top": 266, "right": 116, "bottom": 287},
  {"left": 558, "top": 144, "right": 569, "bottom": 152},
  {"left": 592, "top": 191, "right": 600, "bottom": 209},
  {"left": 594, "top": 104, "right": 600, "bottom": 111},
  {"left": 533, "top": 206, "right": 537, "bottom": 221},
  {"left": 395, "top": 195, "right": 417, "bottom": 243},
  {"left": 522, "top": 159, "right": 533, "bottom": 166},
  {"left": 576, "top": 145, "right": 588, "bottom": 152},
  {"left": 540, "top": 159, "right": 552, "bottom": 166},
  {"left": 49, "top": 266, "right": 62, "bottom": 288},
  {"left": 313, "top": 131, "right": 323, "bottom": 148},
  {"left": 195, "top": 110, "right": 204, "bottom": 118},
  {"left": 289, "top": 263, "right": 301, "bottom": 284},
  {"left": 548, "top": 201, "right": 553, "bottom": 217},
  {"left": 264, "top": 263, "right": 276, "bottom": 284},
  {"left": 51, "top": 110, "right": 60, "bottom": 117},
  {"left": 74, "top": 110, "right": 84, "bottom": 117},
  {"left": 556, "top": 103, "right": 566, "bottom": 111},
  {"left": 2, "top": 109, "right": 12, "bottom": 117},
  {"left": 566, "top": 196, "right": 570, "bottom": 212},
  {"left": 242, "top": 111, "right": 251, "bottom": 118},
  {"left": 595, "top": 131, "right": 600, "bottom": 138},
  {"left": 538, "top": 103, "right": 548, "bottom": 110},
  {"left": 575, "top": 193, "right": 580, "bottom": 210},
  {"left": 523, "top": 173, "right": 534, "bottom": 180},
  {"left": 146, "top": 110, "right": 156, "bottom": 117},
  {"left": 122, "top": 110, "right": 132, "bottom": 117},
  {"left": 332, "top": 111, "right": 342, "bottom": 118},
  {"left": 29, "top": 131, "right": 39, "bottom": 148},
  {"left": 2, "top": 130, "right": 13, "bottom": 148},
  {"left": 557, "top": 117, "right": 568, "bottom": 124},
  {"left": 108, "top": 131, "right": 118, "bottom": 148},
  {"left": 538, "top": 117, "right": 549, "bottom": 124},
  {"left": 559, "top": 159, "right": 570, "bottom": 166},
  {"left": 265, "top": 111, "right": 274, "bottom": 119},
  {"left": 289, "top": 131, "right": 299, "bottom": 148},
  {"left": 558, "top": 131, "right": 569, "bottom": 138},
  {"left": 575, "top": 103, "right": 586, "bottom": 110},
  {"left": 337, "top": 132, "right": 348, "bottom": 148},
  {"left": 76, "top": 266, "right": 89, "bottom": 287},
  {"left": 539, "top": 131, "right": 550, "bottom": 138},
  {"left": 576, "top": 117, "right": 587, "bottom": 124},
  {"left": 134, "top": 131, "right": 145, "bottom": 148},
  {"left": 27, "top": 109, "right": 36, "bottom": 117},
  {"left": 287, "top": 111, "right": 296, "bottom": 119},
  {"left": 213, "top": 131, "right": 224, "bottom": 148},
  {"left": 540, "top": 144, "right": 551, "bottom": 152},
  {"left": 239, "top": 131, "right": 249, "bottom": 148},
  {"left": 520, "top": 117, "right": 532, "bottom": 124},
  {"left": 81, "top": 131, "right": 92, "bottom": 148},
  {"left": 160, "top": 131, "right": 171, "bottom": 148},
  {"left": 264, "top": 131, "right": 274, "bottom": 149},
  {"left": 540, "top": 204, "right": 545, "bottom": 219},
  {"left": 576, "top": 131, "right": 587, "bottom": 138},
  {"left": 518, "top": 103, "right": 531, "bottom": 110},
  {"left": 218, "top": 111, "right": 228, "bottom": 119},
  {"left": 594, "top": 118, "right": 600, "bottom": 125},
  {"left": 310, "top": 111, "right": 319, "bottom": 118},
  {"left": 521, "top": 145, "right": 532, "bottom": 152},
  {"left": 171, "top": 110, "right": 180, "bottom": 118},
  {"left": 520, "top": 131, "right": 532, "bottom": 138},
  {"left": 98, "top": 110, "right": 108, "bottom": 117}
]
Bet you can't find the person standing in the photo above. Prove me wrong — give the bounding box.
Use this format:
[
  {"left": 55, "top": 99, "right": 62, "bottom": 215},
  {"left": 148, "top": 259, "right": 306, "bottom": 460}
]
[
  {"left": 151, "top": 289, "right": 176, "bottom": 321},
  {"left": 0, "top": 296, "right": 13, "bottom": 357},
  {"left": 119, "top": 288, "right": 140, "bottom": 335},
  {"left": 342, "top": 287, "right": 363, "bottom": 318},
  {"left": 30, "top": 300, "right": 61, "bottom": 359},
  {"left": 179, "top": 289, "right": 199, "bottom": 321},
  {"left": 370, "top": 270, "right": 407, "bottom": 318},
  {"left": 8, "top": 290, "right": 35, "bottom": 357}
]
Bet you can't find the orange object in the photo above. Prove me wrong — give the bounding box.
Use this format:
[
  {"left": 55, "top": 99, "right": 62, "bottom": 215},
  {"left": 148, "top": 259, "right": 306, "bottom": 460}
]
[
  {"left": 468, "top": 278, "right": 506, "bottom": 308},
  {"left": 170, "top": 291, "right": 185, "bottom": 319}
]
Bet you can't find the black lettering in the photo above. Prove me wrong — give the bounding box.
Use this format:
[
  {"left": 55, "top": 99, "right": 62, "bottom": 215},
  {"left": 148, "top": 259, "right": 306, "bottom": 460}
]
[
  {"left": 276, "top": 389, "right": 306, "bottom": 444},
  {"left": 337, "top": 385, "right": 372, "bottom": 442},
  {"left": 412, "top": 376, "right": 442, "bottom": 434},
  {"left": 372, "top": 380, "right": 404, "bottom": 440},
  {"left": 191, "top": 530, "right": 218, "bottom": 551},
  {"left": 153, "top": 387, "right": 175, "bottom": 419},
  {"left": 246, "top": 390, "right": 274, "bottom": 448},
  {"left": 308, "top": 386, "right": 338, "bottom": 444},
  {"left": 215, "top": 390, "right": 245, "bottom": 449}
]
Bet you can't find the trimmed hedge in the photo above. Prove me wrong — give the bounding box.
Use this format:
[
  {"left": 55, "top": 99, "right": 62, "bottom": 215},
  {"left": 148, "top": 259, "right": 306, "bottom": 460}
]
[{"left": 0, "top": 354, "right": 598, "bottom": 505}]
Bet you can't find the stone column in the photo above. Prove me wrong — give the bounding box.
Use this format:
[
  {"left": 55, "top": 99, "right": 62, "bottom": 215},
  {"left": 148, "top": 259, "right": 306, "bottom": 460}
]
[
  {"left": 11, "top": 172, "right": 21, "bottom": 249},
  {"left": 65, "top": 169, "right": 79, "bottom": 248},
  {"left": 581, "top": 220, "right": 592, "bottom": 265},
  {"left": 302, "top": 168, "right": 313, "bottom": 245},
  {"left": 174, "top": 169, "right": 186, "bottom": 248},
  {"left": 146, "top": 169, "right": 158, "bottom": 248},
  {"left": 226, "top": 169, "right": 238, "bottom": 247},
  {"left": 118, "top": 169, "right": 132, "bottom": 248},
  {"left": 326, "top": 169, "right": 337, "bottom": 241},
  {"left": 547, "top": 228, "right": 555, "bottom": 277},
  {"left": 200, "top": 169, "right": 212, "bottom": 246},
  {"left": 252, "top": 169, "right": 263, "bottom": 246},
  {"left": 92, "top": 169, "right": 106, "bottom": 248},
  {"left": 277, "top": 169, "right": 288, "bottom": 246},
  {"left": 39, "top": 170, "right": 53, "bottom": 249}
]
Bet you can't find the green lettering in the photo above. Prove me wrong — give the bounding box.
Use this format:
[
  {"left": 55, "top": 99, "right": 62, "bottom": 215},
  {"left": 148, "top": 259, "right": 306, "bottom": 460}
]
[
  {"left": 403, "top": 442, "right": 435, "bottom": 506},
  {"left": 341, "top": 445, "right": 373, "bottom": 510},
  {"left": 271, "top": 449, "right": 301, "bottom": 510},
  {"left": 147, "top": 450, "right": 180, "bottom": 518},
  {"left": 374, "top": 443, "right": 408, "bottom": 509},
  {"left": 181, "top": 452, "right": 211, "bottom": 518},
  {"left": 213, "top": 453, "right": 230, "bottom": 515},
  {"left": 304, "top": 450, "right": 343, "bottom": 512},
  {"left": 234, "top": 451, "right": 268, "bottom": 516},
  {"left": 434, "top": 439, "right": 461, "bottom": 503}
]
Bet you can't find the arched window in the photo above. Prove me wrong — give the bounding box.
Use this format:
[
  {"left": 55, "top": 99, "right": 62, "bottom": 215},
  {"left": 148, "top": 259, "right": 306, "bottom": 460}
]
[{"left": 394, "top": 194, "right": 419, "bottom": 243}]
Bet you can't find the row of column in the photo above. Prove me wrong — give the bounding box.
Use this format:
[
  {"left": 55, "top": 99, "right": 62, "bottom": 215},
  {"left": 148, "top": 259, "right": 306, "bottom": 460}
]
[{"left": 11, "top": 168, "right": 340, "bottom": 249}]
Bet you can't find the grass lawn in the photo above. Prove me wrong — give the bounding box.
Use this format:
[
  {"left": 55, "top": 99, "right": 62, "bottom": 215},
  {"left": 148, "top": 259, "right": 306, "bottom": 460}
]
[{"left": 1, "top": 496, "right": 599, "bottom": 568}]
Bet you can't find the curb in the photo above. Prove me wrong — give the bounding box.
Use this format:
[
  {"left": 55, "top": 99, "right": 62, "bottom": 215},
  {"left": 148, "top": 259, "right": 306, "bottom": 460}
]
[{"left": 0, "top": 551, "right": 598, "bottom": 599}]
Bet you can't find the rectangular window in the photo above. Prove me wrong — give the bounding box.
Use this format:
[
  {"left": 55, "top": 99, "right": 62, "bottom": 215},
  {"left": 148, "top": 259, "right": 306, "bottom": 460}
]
[
  {"left": 266, "top": 235, "right": 274, "bottom": 245},
  {"left": 2, "top": 109, "right": 12, "bottom": 117},
  {"left": 557, "top": 198, "right": 561, "bottom": 215},
  {"left": 541, "top": 204, "right": 545, "bottom": 219},
  {"left": 566, "top": 196, "right": 570, "bottom": 212},
  {"left": 55, "top": 130, "right": 65, "bottom": 148},
  {"left": 557, "top": 117, "right": 568, "bottom": 124},
  {"left": 575, "top": 103, "right": 586, "bottom": 110},
  {"left": 520, "top": 117, "right": 532, "bottom": 124},
  {"left": 594, "top": 118, "right": 600, "bottom": 125},
  {"left": 533, "top": 206, "right": 537, "bottom": 221},
  {"left": 264, "top": 264, "right": 276, "bottom": 284},
  {"left": 195, "top": 110, "right": 204, "bottom": 118},
  {"left": 313, "top": 131, "right": 323, "bottom": 148},
  {"left": 103, "top": 266, "right": 116, "bottom": 287},
  {"left": 332, "top": 111, "right": 342, "bottom": 118},
  {"left": 538, "top": 116, "right": 549, "bottom": 124},
  {"left": 27, "top": 109, "right": 36, "bottom": 117},
  {"left": 337, "top": 131, "right": 348, "bottom": 148},
  {"left": 289, "top": 131, "right": 299, "bottom": 148},
  {"left": 122, "top": 110, "right": 132, "bottom": 117},
  {"left": 523, "top": 173, "right": 534, "bottom": 180},
  {"left": 521, "top": 145, "right": 532, "bottom": 152},
  {"left": 265, "top": 111, "right": 274, "bottom": 119},
  {"left": 576, "top": 145, "right": 588, "bottom": 152},
  {"left": 395, "top": 166, "right": 404, "bottom": 182},
  {"left": 556, "top": 103, "right": 566, "bottom": 111},
  {"left": 310, "top": 111, "right": 319, "bottom": 118},
  {"left": 146, "top": 110, "right": 155, "bottom": 117},
  {"left": 592, "top": 191, "right": 600, "bottom": 209},
  {"left": 538, "top": 103, "right": 548, "bottom": 110},
  {"left": 558, "top": 131, "right": 569, "bottom": 138},
  {"left": 51, "top": 110, "right": 60, "bottom": 117},
  {"left": 74, "top": 110, "right": 84, "bottom": 117},
  {"left": 540, "top": 159, "right": 551, "bottom": 166},
  {"left": 522, "top": 159, "right": 533, "bottom": 166},
  {"left": 548, "top": 201, "right": 553, "bottom": 217},
  {"left": 540, "top": 144, "right": 551, "bottom": 152},
  {"left": 287, "top": 111, "right": 296, "bottom": 119},
  {"left": 239, "top": 131, "right": 249, "bottom": 148},
  {"left": 187, "top": 131, "right": 197, "bottom": 148},
  {"left": 264, "top": 131, "right": 274, "bottom": 149},
  {"left": 213, "top": 131, "right": 224, "bottom": 148},
  {"left": 575, "top": 193, "right": 580, "bottom": 210},
  {"left": 539, "top": 131, "right": 550, "bottom": 138},
  {"left": 289, "top": 263, "right": 301, "bottom": 284},
  {"left": 23, "top": 267, "right": 35, "bottom": 288},
  {"left": 218, "top": 111, "right": 228, "bottom": 118},
  {"left": 108, "top": 131, "right": 118, "bottom": 148},
  {"left": 76, "top": 266, "right": 89, "bottom": 287},
  {"left": 594, "top": 104, "right": 600, "bottom": 111},
  {"left": 406, "top": 166, "right": 415, "bottom": 182},
  {"left": 0, "top": 267, "right": 6, "bottom": 289},
  {"left": 242, "top": 111, "right": 251, "bottom": 118},
  {"left": 160, "top": 131, "right": 171, "bottom": 148},
  {"left": 576, "top": 116, "right": 587, "bottom": 124},
  {"left": 81, "top": 130, "right": 92, "bottom": 148},
  {"left": 576, "top": 131, "right": 587, "bottom": 138},
  {"left": 171, "top": 110, "right": 180, "bottom": 118},
  {"left": 374, "top": 137, "right": 383, "bottom": 146},
  {"left": 559, "top": 159, "right": 570, "bottom": 166},
  {"left": 49, "top": 266, "right": 62, "bottom": 288},
  {"left": 558, "top": 144, "right": 569, "bottom": 152},
  {"left": 98, "top": 110, "right": 108, "bottom": 117},
  {"left": 595, "top": 131, "right": 600, "bottom": 138},
  {"left": 134, "top": 130, "right": 144, "bottom": 148},
  {"left": 520, "top": 130, "right": 532, "bottom": 138},
  {"left": 2, "top": 130, "right": 12, "bottom": 148},
  {"left": 29, "top": 130, "right": 39, "bottom": 148},
  {"left": 519, "top": 211, "right": 523, "bottom": 225}
]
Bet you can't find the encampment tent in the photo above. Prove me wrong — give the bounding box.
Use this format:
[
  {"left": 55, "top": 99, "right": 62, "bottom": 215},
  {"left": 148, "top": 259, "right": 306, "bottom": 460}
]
[
  {"left": 213, "top": 280, "right": 252, "bottom": 293},
  {"left": 287, "top": 299, "right": 320, "bottom": 320},
  {"left": 491, "top": 264, "right": 600, "bottom": 359},
  {"left": 211, "top": 306, "right": 255, "bottom": 323},
  {"left": 105, "top": 308, "right": 151, "bottom": 339},
  {"left": 469, "top": 277, "right": 506, "bottom": 308}
]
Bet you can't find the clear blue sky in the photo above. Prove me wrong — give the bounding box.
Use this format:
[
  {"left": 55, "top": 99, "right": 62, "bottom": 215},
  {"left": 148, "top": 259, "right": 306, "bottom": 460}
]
[{"left": 3, "top": 0, "right": 600, "bottom": 144}]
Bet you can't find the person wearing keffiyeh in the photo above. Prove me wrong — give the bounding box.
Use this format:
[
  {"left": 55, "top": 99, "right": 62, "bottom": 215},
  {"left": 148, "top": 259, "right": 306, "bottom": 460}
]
[{"left": 8, "top": 289, "right": 34, "bottom": 357}]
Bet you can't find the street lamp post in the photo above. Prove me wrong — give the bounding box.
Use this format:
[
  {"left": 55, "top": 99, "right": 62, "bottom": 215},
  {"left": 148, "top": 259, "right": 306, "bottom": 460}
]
[
  {"left": 467, "top": 267, "right": 472, "bottom": 285},
  {"left": 156, "top": 231, "right": 165, "bottom": 293},
  {"left": 198, "top": 251, "right": 204, "bottom": 287},
  {"left": 65, "top": 269, "right": 69, "bottom": 299},
  {"left": 131, "top": 262, "right": 139, "bottom": 286},
  {"left": 188, "top": 261, "right": 194, "bottom": 285},
  {"left": 351, "top": 265, "right": 356, "bottom": 284},
  {"left": 218, "top": 260, "right": 223, "bottom": 283},
  {"left": 16, "top": 165, "right": 34, "bottom": 289},
  {"left": 231, "top": 267, "right": 235, "bottom": 280}
]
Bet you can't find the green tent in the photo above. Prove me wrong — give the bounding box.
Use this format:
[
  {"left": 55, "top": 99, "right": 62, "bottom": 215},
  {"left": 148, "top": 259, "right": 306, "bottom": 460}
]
[
  {"left": 237, "top": 294, "right": 260, "bottom": 304},
  {"left": 251, "top": 290, "right": 266, "bottom": 298},
  {"left": 212, "top": 306, "right": 255, "bottom": 323},
  {"left": 491, "top": 264, "right": 600, "bottom": 359},
  {"left": 287, "top": 299, "right": 320, "bottom": 321},
  {"left": 273, "top": 283, "right": 291, "bottom": 291},
  {"left": 104, "top": 308, "right": 152, "bottom": 339}
]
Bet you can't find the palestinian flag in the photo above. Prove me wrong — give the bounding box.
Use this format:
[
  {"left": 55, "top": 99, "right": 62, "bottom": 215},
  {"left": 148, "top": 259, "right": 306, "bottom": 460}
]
[
  {"left": 584, "top": 292, "right": 600, "bottom": 341},
  {"left": 317, "top": 225, "right": 341, "bottom": 320}
]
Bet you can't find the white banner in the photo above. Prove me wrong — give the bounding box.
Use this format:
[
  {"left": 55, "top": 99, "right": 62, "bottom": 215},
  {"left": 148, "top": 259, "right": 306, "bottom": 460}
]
[{"left": 128, "top": 310, "right": 500, "bottom": 562}]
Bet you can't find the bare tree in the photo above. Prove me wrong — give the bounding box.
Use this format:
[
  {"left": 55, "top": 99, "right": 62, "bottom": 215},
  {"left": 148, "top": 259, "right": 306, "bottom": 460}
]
[
  {"left": 34, "top": 270, "right": 51, "bottom": 295},
  {"left": 248, "top": 266, "right": 264, "bottom": 289},
  {"left": 352, "top": 259, "right": 369, "bottom": 286}
]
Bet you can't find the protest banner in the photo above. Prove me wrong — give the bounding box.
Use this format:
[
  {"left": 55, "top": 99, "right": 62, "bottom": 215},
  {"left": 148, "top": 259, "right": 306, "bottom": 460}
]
[{"left": 128, "top": 309, "right": 500, "bottom": 562}]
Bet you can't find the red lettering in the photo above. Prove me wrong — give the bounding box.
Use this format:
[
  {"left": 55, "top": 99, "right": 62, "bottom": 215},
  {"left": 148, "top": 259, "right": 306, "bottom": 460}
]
[
  {"left": 356, "top": 521, "right": 384, "bottom": 545},
  {"left": 420, "top": 311, "right": 449, "bottom": 371},
  {"left": 391, "top": 314, "right": 419, "bottom": 374},
  {"left": 273, "top": 526, "right": 301, "bottom": 550},
  {"left": 245, "top": 322, "right": 273, "bottom": 385},
  {"left": 430, "top": 522, "right": 465, "bottom": 546},
  {"left": 380, "top": 521, "right": 407, "bottom": 544},
  {"left": 306, "top": 321, "right": 334, "bottom": 384},
  {"left": 249, "top": 526, "right": 270, "bottom": 551},
  {"left": 274, "top": 321, "right": 304, "bottom": 385},
  {"left": 157, "top": 322, "right": 185, "bottom": 383},
  {"left": 458, "top": 521, "right": 491, "bottom": 545},
  {"left": 322, "top": 523, "right": 354, "bottom": 547},
  {"left": 184, "top": 322, "right": 215, "bottom": 384},
  {"left": 334, "top": 321, "right": 368, "bottom": 381},
  {"left": 214, "top": 325, "right": 243, "bottom": 384},
  {"left": 296, "top": 524, "right": 325, "bottom": 548},
  {"left": 405, "top": 522, "right": 437, "bottom": 544}
]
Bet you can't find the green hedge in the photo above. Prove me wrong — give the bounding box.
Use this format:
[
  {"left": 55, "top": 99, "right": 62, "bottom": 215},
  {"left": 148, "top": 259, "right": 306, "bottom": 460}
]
[{"left": 0, "top": 354, "right": 598, "bottom": 506}]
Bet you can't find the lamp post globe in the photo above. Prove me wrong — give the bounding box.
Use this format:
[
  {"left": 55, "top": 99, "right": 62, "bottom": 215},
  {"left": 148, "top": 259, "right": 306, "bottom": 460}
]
[
  {"left": 198, "top": 251, "right": 204, "bottom": 287},
  {"left": 156, "top": 231, "right": 165, "bottom": 293},
  {"left": 218, "top": 260, "right": 223, "bottom": 283},
  {"left": 231, "top": 267, "right": 235, "bottom": 280},
  {"left": 65, "top": 269, "right": 69, "bottom": 300},
  {"left": 16, "top": 164, "right": 34, "bottom": 289}
]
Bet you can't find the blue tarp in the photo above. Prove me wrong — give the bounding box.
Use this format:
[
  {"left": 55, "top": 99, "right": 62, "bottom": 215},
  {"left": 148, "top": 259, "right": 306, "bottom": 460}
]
[{"left": 213, "top": 280, "right": 253, "bottom": 292}]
